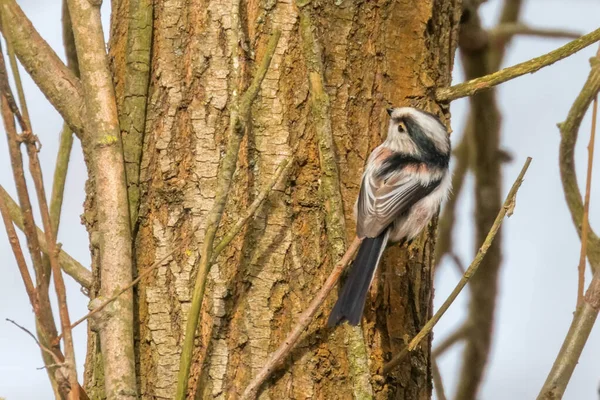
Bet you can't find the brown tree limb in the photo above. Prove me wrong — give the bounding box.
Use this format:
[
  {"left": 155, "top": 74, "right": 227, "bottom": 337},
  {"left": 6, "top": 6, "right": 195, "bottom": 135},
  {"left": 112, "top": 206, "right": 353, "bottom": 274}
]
[
  {"left": 435, "top": 136, "right": 470, "bottom": 268},
  {"left": 454, "top": 2, "right": 521, "bottom": 397},
  {"left": 175, "top": 30, "right": 281, "bottom": 400},
  {"left": 66, "top": 0, "right": 138, "bottom": 396},
  {"left": 489, "top": 23, "right": 581, "bottom": 42},
  {"left": 383, "top": 157, "right": 532, "bottom": 374},
  {"left": 0, "top": 0, "right": 85, "bottom": 138},
  {"left": 437, "top": 26, "right": 600, "bottom": 102},
  {"left": 559, "top": 51, "right": 600, "bottom": 273},
  {"left": 241, "top": 237, "right": 363, "bottom": 400},
  {"left": 0, "top": 186, "right": 92, "bottom": 289},
  {"left": 432, "top": 323, "right": 470, "bottom": 358},
  {"left": 432, "top": 359, "right": 448, "bottom": 400}
]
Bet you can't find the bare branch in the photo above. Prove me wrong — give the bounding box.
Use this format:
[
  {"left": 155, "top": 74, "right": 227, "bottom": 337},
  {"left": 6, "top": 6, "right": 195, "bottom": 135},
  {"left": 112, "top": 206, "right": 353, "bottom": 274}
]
[
  {"left": 6, "top": 319, "right": 62, "bottom": 366},
  {"left": 213, "top": 156, "right": 294, "bottom": 257},
  {"left": 538, "top": 47, "right": 600, "bottom": 400},
  {"left": 241, "top": 237, "right": 363, "bottom": 400},
  {"left": 432, "top": 359, "right": 448, "bottom": 400},
  {"left": 0, "top": 186, "right": 92, "bottom": 289},
  {"left": 577, "top": 92, "right": 597, "bottom": 306},
  {"left": 49, "top": 0, "right": 80, "bottom": 237},
  {"left": 57, "top": 237, "right": 190, "bottom": 341},
  {"left": 435, "top": 136, "right": 469, "bottom": 268},
  {"left": 0, "top": 194, "right": 37, "bottom": 309},
  {"left": 559, "top": 51, "right": 600, "bottom": 273},
  {"left": 432, "top": 323, "right": 470, "bottom": 358},
  {"left": 490, "top": 23, "right": 581, "bottom": 42},
  {"left": 67, "top": 0, "right": 138, "bottom": 395},
  {"left": 0, "top": 0, "right": 85, "bottom": 138},
  {"left": 383, "top": 157, "right": 532, "bottom": 374},
  {"left": 437, "top": 27, "right": 600, "bottom": 102},
  {"left": 176, "top": 30, "right": 282, "bottom": 400}
]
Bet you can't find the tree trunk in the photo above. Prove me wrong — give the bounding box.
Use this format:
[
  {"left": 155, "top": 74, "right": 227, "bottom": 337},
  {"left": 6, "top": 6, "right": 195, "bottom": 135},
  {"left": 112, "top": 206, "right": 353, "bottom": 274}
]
[{"left": 86, "top": 0, "right": 461, "bottom": 398}]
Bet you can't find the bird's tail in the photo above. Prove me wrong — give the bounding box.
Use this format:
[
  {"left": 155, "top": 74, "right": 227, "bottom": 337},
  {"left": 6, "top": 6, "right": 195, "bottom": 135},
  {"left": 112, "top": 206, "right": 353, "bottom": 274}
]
[{"left": 327, "top": 229, "right": 390, "bottom": 327}]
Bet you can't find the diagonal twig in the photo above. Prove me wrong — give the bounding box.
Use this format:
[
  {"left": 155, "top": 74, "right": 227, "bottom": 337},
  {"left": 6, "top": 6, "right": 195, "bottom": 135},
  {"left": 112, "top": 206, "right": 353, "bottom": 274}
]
[
  {"left": 241, "top": 237, "right": 363, "bottom": 400},
  {"left": 437, "top": 26, "right": 600, "bottom": 102},
  {"left": 0, "top": 186, "right": 92, "bottom": 289},
  {"left": 383, "top": 157, "right": 532, "bottom": 374},
  {"left": 489, "top": 23, "right": 581, "bottom": 42}
]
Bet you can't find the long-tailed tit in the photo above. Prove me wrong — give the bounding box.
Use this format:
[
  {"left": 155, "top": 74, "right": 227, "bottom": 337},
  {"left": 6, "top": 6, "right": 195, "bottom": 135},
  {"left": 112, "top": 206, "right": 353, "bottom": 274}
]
[{"left": 327, "top": 107, "right": 452, "bottom": 326}]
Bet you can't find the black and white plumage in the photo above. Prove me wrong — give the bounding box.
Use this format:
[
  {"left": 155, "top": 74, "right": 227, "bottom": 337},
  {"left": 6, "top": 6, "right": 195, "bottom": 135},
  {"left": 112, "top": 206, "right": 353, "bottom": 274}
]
[{"left": 327, "top": 107, "right": 452, "bottom": 327}]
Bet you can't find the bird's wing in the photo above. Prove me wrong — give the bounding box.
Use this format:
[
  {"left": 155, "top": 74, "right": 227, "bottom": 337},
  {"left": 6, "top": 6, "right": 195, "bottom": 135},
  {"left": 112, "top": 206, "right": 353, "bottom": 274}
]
[{"left": 356, "top": 165, "right": 441, "bottom": 238}]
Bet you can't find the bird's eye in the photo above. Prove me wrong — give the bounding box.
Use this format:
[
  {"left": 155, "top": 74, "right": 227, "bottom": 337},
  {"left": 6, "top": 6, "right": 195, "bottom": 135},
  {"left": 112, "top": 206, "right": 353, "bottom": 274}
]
[{"left": 397, "top": 122, "right": 407, "bottom": 133}]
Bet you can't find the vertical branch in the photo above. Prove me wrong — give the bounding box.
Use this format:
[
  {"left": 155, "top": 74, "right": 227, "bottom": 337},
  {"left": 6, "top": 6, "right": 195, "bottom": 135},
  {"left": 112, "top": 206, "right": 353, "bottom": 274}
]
[
  {"left": 66, "top": 0, "right": 137, "bottom": 397},
  {"left": 119, "top": 0, "right": 153, "bottom": 227},
  {"left": 175, "top": 30, "right": 281, "bottom": 400},
  {"left": 297, "top": 4, "right": 372, "bottom": 398},
  {"left": 454, "top": 1, "right": 523, "bottom": 398},
  {"left": 0, "top": 45, "right": 62, "bottom": 391},
  {"left": 0, "top": 82, "right": 80, "bottom": 398},
  {"left": 577, "top": 94, "right": 597, "bottom": 306},
  {"left": 50, "top": 0, "right": 80, "bottom": 236}
]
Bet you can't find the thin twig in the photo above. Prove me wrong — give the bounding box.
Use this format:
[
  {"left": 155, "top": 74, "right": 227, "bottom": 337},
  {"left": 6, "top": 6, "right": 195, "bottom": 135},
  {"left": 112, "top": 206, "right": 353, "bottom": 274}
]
[
  {"left": 490, "top": 23, "right": 581, "bottom": 42},
  {"left": 0, "top": 195, "right": 37, "bottom": 309},
  {"left": 383, "top": 157, "right": 532, "bottom": 374},
  {"left": 56, "top": 238, "right": 189, "bottom": 342},
  {"left": 0, "top": 55, "right": 80, "bottom": 399},
  {"left": 577, "top": 95, "right": 597, "bottom": 307},
  {"left": 175, "top": 30, "right": 281, "bottom": 400},
  {"left": 437, "top": 26, "right": 600, "bottom": 102},
  {"left": 241, "top": 237, "right": 363, "bottom": 400},
  {"left": 212, "top": 155, "right": 293, "bottom": 257},
  {"left": 0, "top": 185, "right": 92, "bottom": 289},
  {"left": 6, "top": 319, "right": 62, "bottom": 365}
]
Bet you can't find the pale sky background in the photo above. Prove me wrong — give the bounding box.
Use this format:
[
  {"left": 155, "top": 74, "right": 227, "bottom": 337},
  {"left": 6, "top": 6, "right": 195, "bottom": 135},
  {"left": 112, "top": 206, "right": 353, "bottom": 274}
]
[{"left": 1, "top": 0, "right": 599, "bottom": 399}]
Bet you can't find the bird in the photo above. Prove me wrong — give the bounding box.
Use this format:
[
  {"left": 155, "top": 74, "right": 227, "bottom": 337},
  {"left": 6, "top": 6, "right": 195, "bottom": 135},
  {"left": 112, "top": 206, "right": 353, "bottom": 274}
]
[{"left": 327, "top": 106, "right": 452, "bottom": 327}]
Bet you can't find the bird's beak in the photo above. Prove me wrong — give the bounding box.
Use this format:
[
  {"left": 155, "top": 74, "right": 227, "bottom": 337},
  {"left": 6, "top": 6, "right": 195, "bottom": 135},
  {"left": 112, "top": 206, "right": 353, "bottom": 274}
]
[{"left": 386, "top": 107, "right": 394, "bottom": 116}]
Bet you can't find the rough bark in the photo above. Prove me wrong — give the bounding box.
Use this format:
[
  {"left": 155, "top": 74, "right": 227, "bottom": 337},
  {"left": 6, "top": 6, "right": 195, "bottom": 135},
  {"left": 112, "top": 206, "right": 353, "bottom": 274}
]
[{"left": 93, "top": 0, "right": 461, "bottom": 398}]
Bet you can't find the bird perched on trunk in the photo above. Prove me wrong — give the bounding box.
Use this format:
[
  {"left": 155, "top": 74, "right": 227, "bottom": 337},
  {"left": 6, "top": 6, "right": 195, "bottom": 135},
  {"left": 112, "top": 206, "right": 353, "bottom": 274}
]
[{"left": 327, "top": 107, "right": 452, "bottom": 327}]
